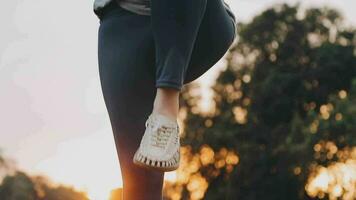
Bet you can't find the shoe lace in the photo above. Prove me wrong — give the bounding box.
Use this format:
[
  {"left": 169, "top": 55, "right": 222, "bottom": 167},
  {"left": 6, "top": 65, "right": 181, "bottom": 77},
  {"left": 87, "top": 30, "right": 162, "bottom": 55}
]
[{"left": 146, "top": 115, "right": 179, "bottom": 149}]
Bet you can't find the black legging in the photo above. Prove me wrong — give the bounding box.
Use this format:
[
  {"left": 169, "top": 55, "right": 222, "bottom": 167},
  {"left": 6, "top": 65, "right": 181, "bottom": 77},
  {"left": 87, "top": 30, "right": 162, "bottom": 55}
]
[{"left": 97, "top": 0, "right": 235, "bottom": 199}]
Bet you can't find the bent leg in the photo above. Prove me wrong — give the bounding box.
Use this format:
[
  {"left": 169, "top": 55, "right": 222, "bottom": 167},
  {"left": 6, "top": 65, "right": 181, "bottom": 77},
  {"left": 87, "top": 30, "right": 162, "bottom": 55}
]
[
  {"left": 184, "top": 0, "right": 236, "bottom": 84},
  {"left": 98, "top": 4, "right": 164, "bottom": 200},
  {"left": 151, "top": 0, "right": 208, "bottom": 91}
]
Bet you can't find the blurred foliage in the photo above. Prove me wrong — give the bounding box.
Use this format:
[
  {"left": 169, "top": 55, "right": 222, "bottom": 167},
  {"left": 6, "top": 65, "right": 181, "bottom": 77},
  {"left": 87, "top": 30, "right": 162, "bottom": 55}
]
[
  {"left": 109, "top": 188, "right": 123, "bottom": 200},
  {"left": 0, "top": 154, "right": 89, "bottom": 200},
  {"left": 0, "top": 172, "right": 37, "bottom": 200},
  {"left": 164, "top": 4, "right": 356, "bottom": 200}
]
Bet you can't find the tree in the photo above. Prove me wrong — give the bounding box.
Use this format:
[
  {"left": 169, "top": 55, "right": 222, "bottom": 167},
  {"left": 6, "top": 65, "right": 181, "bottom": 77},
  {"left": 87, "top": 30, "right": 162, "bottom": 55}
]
[
  {"left": 0, "top": 172, "right": 37, "bottom": 200},
  {"left": 0, "top": 152, "right": 89, "bottom": 200},
  {"left": 164, "top": 4, "right": 356, "bottom": 200}
]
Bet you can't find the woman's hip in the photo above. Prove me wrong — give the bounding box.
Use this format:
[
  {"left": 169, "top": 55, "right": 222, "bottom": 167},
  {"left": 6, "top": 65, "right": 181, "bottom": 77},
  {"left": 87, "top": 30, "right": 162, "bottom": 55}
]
[{"left": 97, "top": 0, "right": 236, "bottom": 85}]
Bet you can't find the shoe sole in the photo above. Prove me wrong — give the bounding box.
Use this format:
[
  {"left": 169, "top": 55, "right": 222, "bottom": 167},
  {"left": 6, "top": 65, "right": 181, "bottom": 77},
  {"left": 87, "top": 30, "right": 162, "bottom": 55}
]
[{"left": 133, "top": 151, "right": 179, "bottom": 172}]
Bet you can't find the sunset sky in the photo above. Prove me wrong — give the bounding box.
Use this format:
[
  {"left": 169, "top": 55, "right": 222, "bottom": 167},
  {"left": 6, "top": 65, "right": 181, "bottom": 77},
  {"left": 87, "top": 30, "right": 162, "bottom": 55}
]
[{"left": 1, "top": 0, "right": 356, "bottom": 199}]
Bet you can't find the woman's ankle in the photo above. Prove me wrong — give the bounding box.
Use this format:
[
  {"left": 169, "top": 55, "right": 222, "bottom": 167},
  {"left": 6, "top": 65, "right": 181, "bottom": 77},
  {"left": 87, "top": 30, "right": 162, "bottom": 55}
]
[
  {"left": 152, "top": 108, "right": 178, "bottom": 122},
  {"left": 152, "top": 88, "right": 180, "bottom": 121}
]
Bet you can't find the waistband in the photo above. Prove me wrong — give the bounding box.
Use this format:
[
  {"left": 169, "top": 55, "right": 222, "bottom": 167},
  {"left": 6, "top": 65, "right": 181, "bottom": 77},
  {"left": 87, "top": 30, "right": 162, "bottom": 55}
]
[
  {"left": 94, "top": 0, "right": 119, "bottom": 20},
  {"left": 95, "top": 0, "right": 236, "bottom": 24}
]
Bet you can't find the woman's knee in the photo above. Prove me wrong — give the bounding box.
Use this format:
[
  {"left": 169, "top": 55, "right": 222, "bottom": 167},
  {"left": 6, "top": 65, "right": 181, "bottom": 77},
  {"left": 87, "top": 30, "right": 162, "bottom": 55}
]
[{"left": 183, "top": 0, "right": 236, "bottom": 84}]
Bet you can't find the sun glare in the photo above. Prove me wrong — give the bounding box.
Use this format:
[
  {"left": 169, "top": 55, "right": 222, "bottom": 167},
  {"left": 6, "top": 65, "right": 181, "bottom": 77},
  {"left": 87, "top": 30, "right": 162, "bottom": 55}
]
[{"left": 306, "top": 146, "right": 356, "bottom": 200}]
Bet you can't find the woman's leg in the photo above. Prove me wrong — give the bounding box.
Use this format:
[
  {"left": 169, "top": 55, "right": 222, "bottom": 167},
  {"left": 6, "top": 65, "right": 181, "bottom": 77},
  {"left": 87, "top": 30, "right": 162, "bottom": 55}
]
[
  {"left": 150, "top": 0, "right": 208, "bottom": 91},
  {"left": 97, "top": 3, "right": 164, "bottom": 200},
  {"left": 184, "top": 0, "right": 236, "bottom": 84},
  {"left": 149, "top": 0, "right": 236, "bottom": 88},
  {"left": 150, "top": 0, "right": 208, "bottom": 121},
  {"left": 97, "top": 0, "right": 235, "bottom": 198},
  {"left": 150, "top": 0, "right": 235, "bottom": 121}
]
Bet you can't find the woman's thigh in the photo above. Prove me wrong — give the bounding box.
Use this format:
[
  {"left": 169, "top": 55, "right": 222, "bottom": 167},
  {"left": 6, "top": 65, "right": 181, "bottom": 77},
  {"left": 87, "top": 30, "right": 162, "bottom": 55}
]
[
  {"left": 98, "top": 10, "right": 156, "bottom": 120},
  {"left": 184, "top": 0, "right": 236, "bottom": 84},
  {"left": 98, "top": 5, "right": 165, "bottom": 199}
]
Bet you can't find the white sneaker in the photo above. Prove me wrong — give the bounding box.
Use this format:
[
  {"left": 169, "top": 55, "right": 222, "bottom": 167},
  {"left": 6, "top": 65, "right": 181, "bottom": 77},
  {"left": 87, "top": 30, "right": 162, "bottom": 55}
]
[{"left": 133, "top": 112, "right": 180, "bottom": 171}]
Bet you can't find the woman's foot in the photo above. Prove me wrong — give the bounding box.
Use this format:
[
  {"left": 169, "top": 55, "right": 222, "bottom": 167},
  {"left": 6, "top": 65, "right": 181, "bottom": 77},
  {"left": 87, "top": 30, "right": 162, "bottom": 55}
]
[
  {"left": 133, "top": 87, "right": 181, "bottom": 171},
  {"left": 133, "top": 112, "right": 180, "bottom": 171}
]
